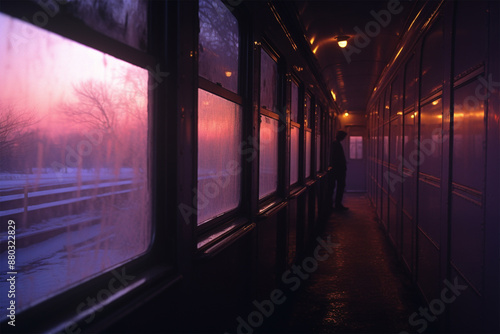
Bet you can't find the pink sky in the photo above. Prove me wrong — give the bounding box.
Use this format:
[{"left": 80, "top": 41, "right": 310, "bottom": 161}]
[{"left": 0, "top": 12, "right": 146, "bottom": 133}]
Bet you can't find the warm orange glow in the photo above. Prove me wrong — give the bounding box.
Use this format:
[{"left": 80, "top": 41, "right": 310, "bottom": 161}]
[
  {"left": 330, "top": 90, "right": 336, "bottom": 101},
  {"left": 309, "top": 36, "right": 315, "bottom": 45},
  {"left": 432, "top": 100, "right": 439, "bottom": 105},
  {"left": 397, "top": 111, "right": 403, "bottom": 115},
  {"left": 225, "top": 71, "right": 232, "bottom": 77},
  {"left": 338, "top": 40, "right": 347, "bottom": 48},
  {"left": 313, "top": 45, "right": 319, "bottom": 54},
  {"left": 344, "top": 112, "right": 349, "bottom": 117}
]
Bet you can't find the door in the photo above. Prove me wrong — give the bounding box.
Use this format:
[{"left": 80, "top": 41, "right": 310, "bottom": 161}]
[{"left": 345, "top": 126, "right": 367, "bottom": 192}]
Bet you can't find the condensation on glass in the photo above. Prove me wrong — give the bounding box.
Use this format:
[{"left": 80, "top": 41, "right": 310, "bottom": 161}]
[
  {"left": 420, "top": 98, "right": 443, "bottom": 177},
  {"left": 290, "top": 126, "right": 299, "bottom": 185},
  {"left": 305, "top": 130, "right": 311, "bottom": 178},
  {"left": 65, "top": 0, "right": 148, "bottom": 51},
  {"left": 453, "top": 82, "right": 485, "bottom": 191},
  {"left": 259, "top": 115, "right": 279, "bottom": 198},
  {"left": 291, "top": 81, "right": 299, "bottom": 122},
  {"left": 349, "top": 136, "right": 363, "bottom": 160},
  {"left": 260, "top": 50, "right": 278, "bottom": 112},
  {"left": 197, "top": 89, "right": 242, "bottom": 224},
  {"left": 0, "top": 14, "right": 150, "bottom": 312},
  {"left": 199, "top": 0, "right": 239, "bottom": 93}
]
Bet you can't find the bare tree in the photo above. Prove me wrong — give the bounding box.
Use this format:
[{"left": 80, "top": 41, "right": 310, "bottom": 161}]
[
  {"left": 0, "top": 105, "right": 37, "bottom": 170},
  {"left": 60, "top": 80, "right": 119, "bottom": 136}
]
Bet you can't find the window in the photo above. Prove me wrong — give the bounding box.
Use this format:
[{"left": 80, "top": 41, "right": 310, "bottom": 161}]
[
  {"left": 290, "top": 80, "right": 300, "bottom": 185},
  {"left": 197, "top": 0, "right": 241, "bottom": 224},
  {"left": 259, "top": 115, "right": 279, "bottom": 198},
  {"left": 291, "top": 81, "right": 299, "bottom": 122},
  {"left": 290, "top": 126, "right": 299, "bottom": 185},
  {"left": 305, "top": 130, "right": 312, "bottom": 178},
  {"left": 65, "top": 0, "right": 148, "bottom": 51},
  {"left": 197, "top": 90, "right": 242, "bottom": 223},
  {"left": 0, "top": 13, "right": 151, "bottom": 313},
  {"left": 260, "top": 49, "right": 278, "bottom": 113},
  {"left": 199, "top": 0, "right": 239, "bottom": 93},
  {"left": 259, "top": 47, "right": 279, "bottom": 198},
  {"left": 350, "top": 136, "right": 363, "bottom": 159}
]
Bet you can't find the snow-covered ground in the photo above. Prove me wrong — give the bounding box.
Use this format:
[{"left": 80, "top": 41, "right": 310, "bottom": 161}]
[
  {"left": 0, "top": 168, "right": 138, "bottom": 192},
  {"left": 0, "top": 168, "right": 151, "bottom": 313}
]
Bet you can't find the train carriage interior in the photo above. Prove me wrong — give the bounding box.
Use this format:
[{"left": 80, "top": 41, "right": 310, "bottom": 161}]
[{"left": 0, "top": 0, "right": 499, "bottom": 333}]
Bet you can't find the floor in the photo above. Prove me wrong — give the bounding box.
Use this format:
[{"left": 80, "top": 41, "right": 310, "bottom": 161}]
[{"left": 261, "top": 193, "right": 428, "bottom": 334}]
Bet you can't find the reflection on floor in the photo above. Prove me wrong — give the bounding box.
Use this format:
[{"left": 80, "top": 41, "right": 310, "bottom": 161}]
[{"left": 261, "top": 193, "right": 428, "bottom": 334}]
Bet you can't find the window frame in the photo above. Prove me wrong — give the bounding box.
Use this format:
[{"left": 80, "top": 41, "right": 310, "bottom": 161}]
[
  {"left": 258, "top": 40, "right": 284, "bottom": 203},
  {"left": 196, "top": 0, "right": 245, "bottom": 234},
  {"left": 0, "top": 1, "right": 174, "bottom": 333},
  {"left": 289, "top": 75, "right": 301, "bottom": 186}
]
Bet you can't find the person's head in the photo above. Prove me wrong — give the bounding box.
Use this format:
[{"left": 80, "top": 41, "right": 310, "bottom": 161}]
[{"left": 336, "top": 130, "right": 347, "bottom": 141}]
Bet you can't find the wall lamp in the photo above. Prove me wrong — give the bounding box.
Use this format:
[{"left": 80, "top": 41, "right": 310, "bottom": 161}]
[{"left": 336, "top": 35, "right": 350, "bottom": 48}]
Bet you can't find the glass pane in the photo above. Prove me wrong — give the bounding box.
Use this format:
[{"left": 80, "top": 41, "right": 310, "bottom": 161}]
[
  {"left": 199, "top": 0, "right": 239, "bottom": 93},
  {"left": 259, "top": 115, "right": 278, "bottom": 198},
  {"left": 420, "top": 99, "right": 442, "bottom": 177},
  {"left": 316, "top": 134, "right": 321, "bottom": 171},
  {"left": 198, "top": 89, "right": 242, "bottom": 223},
  {"left": 350, "top": 136, "right": 363, "bottom": 160},
  {"left": 305, "top": 130, "right": 311, "bottom": 178},
  {"left": 66, "top": 0, "right": 148, "bottom": 51},
  {"left": 260, "top": 50, "right": 278, "bottom": 113},
  {"left": 290, "top": 126, "right": 299, "bottom": 185},
  {"left": 291, "top": 81, "right": 299, "bottom": 122},
  {"left": 421, "top": 19, "right": 444, "bottom": 98},
  {"left": 0, "top": 13, "right": 151, "bottom": 312},
  {"left": 453, "top": 82, "right": 485, "bottom": 190}
]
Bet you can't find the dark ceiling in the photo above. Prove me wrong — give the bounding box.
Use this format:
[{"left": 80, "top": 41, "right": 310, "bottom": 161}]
[{"left": 295, "top": 0, "right": 418, "bottom": 114}]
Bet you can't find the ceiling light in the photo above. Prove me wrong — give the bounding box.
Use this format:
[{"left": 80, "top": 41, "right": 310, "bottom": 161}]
[
  {"left": 336, "top": 35, "right": 349, "bottom": 48},
  {"left": 344, "top": 112, "right": 349, "bottom": 117}
]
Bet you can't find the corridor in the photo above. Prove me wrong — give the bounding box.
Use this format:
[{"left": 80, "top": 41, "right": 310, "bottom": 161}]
[{"left": 262, "top": 193, "right": 428, "bottom": 333}]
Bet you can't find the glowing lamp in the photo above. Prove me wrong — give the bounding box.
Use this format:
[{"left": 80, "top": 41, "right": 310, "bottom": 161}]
[{"left": 336, "top": 35, "right": 349, "bottom": 48}]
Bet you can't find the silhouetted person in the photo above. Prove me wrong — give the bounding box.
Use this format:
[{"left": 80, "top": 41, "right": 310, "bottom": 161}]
[{"left": 331, "top": 130, "right": 348, "bottom": 211}]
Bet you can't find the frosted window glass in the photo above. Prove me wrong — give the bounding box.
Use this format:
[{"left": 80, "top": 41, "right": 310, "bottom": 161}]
[
  {"left": 198, "top": 89, "right": 242, "bottom": 224},
  {"left": 67, "top": 0, "right": 148, "bottom": 50},
  {"left": 316, "top": 134, "right": 321, "bottom": 171},
  {"left": 290, "top": 126, "right": 299, "bottom": 185},
  {"left": 199, "top": 0, "right": 239, "bottom": 93},
  {"left": 291, "top": 82, "right": 299, "bottom": 122},
  {"left": 260, "top": 51, "right": 278, "bottom": 113},
  {"left": 305, "top": 130, "right": 311, "bottom": 178},
  {"left": 0, "top": 14, "right": 150, "bottom": 312},
  {"left": 350, "top": 136, "right": 363, "bottom": 159},
  {"left": 259, "top": 115, "right": 278, "bottom": 198}
]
